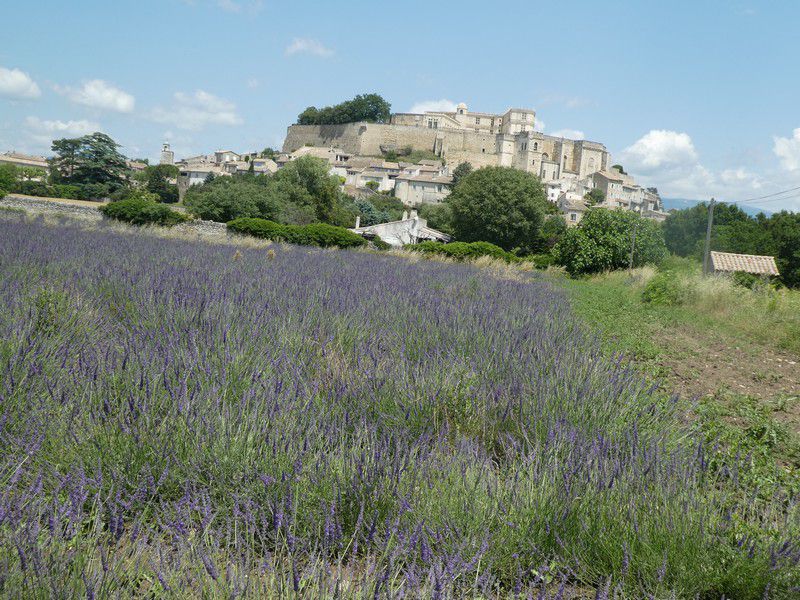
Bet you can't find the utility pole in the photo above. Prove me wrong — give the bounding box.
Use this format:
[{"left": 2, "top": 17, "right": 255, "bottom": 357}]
[{"left": 702, "top": 197, "right": 716, "bottom": 275}]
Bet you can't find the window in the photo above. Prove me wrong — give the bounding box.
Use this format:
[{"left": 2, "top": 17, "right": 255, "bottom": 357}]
[
  {"left": 521, "top": 142, "right": 527, "bottom": 151},
  {"left": 475, "top": 117, "right": 481, "bottom": 124},
  {"left": 482, "top": 148, "right": 485, "bottom": 153},
  {"left": 570, "top": 213, "right": 577, "bottom": 221},
  {"left": 533, "top": 142, "right": 538, "bottom": 151}
]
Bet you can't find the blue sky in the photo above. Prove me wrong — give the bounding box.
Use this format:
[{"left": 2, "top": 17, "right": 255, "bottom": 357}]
[{"left": 2, "top": 0, "right": 800, "bottom": 210}]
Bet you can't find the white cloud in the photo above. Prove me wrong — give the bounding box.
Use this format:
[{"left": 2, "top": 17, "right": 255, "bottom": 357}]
[
  {"left": 550, "top": 128, "right": 584, "bottom": 140},
  {"left": 285, "top": 38, "right": 334, "bottom": 58},
  {"left": 617, "top": 129, "right": 765, "bottom": 201},
  {"left": 150, "top": 90, "right": 243, "bottom": 130},
  {"left": 0, "top": 67, "right": 41, "bottom": 100},
  {"left": 216, "top": 0, "right": 263, "bottom": 12},
  {"left": 24, "top": 116, "right": 100, "bottom": 147},
  {"left": 773, "top": 128, "right": 800, "bottom": 171},
  {"left": 408, "top": 99, "right": 457, "bottom": 114},
  {"left": 619, "top": 129, "right": 698, "bottom": 172},
  {"left": 57, "top": 79, "right": 135, "bottom": 113}
]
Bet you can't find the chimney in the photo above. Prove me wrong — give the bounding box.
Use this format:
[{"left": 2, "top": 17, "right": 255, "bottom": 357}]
[{"left": 355, "top": 215, "right": 360, "bottom": 229}]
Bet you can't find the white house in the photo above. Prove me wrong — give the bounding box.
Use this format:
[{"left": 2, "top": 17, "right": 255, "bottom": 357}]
[
  {"left": 350, "top": 211, "right": 451, "bottom": 247},
  {"left": 394, "top": 174, "right": 453, "bottom": 206}
]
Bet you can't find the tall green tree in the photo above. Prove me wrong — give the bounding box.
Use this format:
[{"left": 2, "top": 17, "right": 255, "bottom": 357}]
[
  {"left": 50, "top": 133, "right": 129, "bottom": 197},
  {"left": 663, "top": 202, "right": 752, "bottom": 257},
  {"left": 144, "top": 164, "right": 179, "bottom": 203},
  {"left": 448, "top": 167, "right": 550, "bottom": 252}
]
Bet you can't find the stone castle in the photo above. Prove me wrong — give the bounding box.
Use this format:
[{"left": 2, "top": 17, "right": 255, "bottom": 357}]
[{"left": 282, "top": 102, "right": 609, "bottom": 184}]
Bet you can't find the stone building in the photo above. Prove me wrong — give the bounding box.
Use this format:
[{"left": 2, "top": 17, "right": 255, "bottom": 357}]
[
  {"left": 282, "top": 102, "right": 609, "bottom": 185},
  {"left": 350, "top": 210, "right": 451, "bottom": 247}
]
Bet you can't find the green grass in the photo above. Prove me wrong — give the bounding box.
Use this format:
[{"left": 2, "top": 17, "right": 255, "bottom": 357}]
[{"left": 559, "top": 258, "right": 800, "bottom": 501}]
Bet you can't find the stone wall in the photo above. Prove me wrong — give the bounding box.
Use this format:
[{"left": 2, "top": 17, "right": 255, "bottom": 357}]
[{"left": 0, "top": 194, "right": 232, "bottom": 239}]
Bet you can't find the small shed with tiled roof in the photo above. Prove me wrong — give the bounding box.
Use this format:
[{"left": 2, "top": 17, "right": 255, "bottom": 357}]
[{"left": 710, "top": 251, "right": 780, "bottom": 276}]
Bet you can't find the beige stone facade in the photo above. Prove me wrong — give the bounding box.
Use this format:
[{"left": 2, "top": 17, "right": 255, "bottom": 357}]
[{"left": 282, "top": 102, "right": 609, "bottom": 185}]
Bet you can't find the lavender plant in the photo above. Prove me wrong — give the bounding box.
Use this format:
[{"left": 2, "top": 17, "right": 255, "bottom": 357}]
[{"left": 0, "top": 218, "right": 797, "bottom": 598}]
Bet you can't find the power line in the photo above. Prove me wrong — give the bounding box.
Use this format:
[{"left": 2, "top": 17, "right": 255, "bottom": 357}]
[{"left": 728, "top": 185, "right": 800, "bottom": 205}]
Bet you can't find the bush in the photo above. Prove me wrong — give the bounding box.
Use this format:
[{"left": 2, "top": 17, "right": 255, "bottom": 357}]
[
  {"left": 0, "top": 188, "right": 6, "bottom": 200},
  {"left": 554, "top": 208, "right": 667, "bottom": 276},
  {"left": 407, "top": 240, "right": 518, "bottom": 262},
  {"left": 641, "top": 270, "right": 688, "bottom": 306},
  {"left": 100, "top": 198, "right": 189, "bottom": 227},
  {"left": 51, "top": 184, "right": 85, "bottom": 200},
  {"left": 526, "top": 253, "right": 556, "bottom": 269},
  {"left": 227, "top": 217, "right": 366, "bottom": 249}
]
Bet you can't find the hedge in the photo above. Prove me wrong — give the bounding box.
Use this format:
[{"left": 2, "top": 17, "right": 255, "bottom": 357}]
[
  {"left": 100, "top": 198, "right": 190, "bottom": 227},
  {"left": 405, "top": 240, "right": 519, "bottom": 262},
  {"left": 227, "top": 218, "right": 366, "bottom": 249}
]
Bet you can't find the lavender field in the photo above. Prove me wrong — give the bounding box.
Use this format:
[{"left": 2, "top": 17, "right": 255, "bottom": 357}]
[{"left": 0, "top": 218, "right": 797, "bottom": 598}]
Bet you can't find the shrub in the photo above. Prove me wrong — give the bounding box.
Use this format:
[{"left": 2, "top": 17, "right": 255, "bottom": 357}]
[
  {"left": 641, "top": 270, "right": 688, "bottom": 306},
  {"left": 227, "top": 217, "right": 366, "bottom": 249},
  {"left": 100, "top": 198, "right": 189, "bottom": 227},
  {"left": 526, "top": 253, "right": 556, "bottom": 269},
  {"left": 0, "top": 188, "right": 6, "bottom": 200},
  {"left": 407, "top": 240, "right": 518, "bottom": 262},
  {"left": 51, "top": 184, "right": 85, "bottom": 200},
  {"left": 554, "top": 208, "right": 667, "bottom": 276}
]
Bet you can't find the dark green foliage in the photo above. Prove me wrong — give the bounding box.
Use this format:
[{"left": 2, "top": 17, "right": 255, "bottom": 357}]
[
  {"left": 0, "top": 164, "right": 16, "bottom": 190},
  {"left": 417, "top": 203, "right": 454, "bottom": 236},
  {"left": 407, "top": 240, "right": 518, "bottom": 262},
  {"left": 451, "top": 161, "right": 473, "bottom": 186},
  {"left": 50, "top": 133, "right": 128, "bottom": 195},
  {"left": 642, "top": 271, "right": 686, "bottom": 306},
  {"left": 664, "top": 202, "right": 753, "bottom": 257},
  {"left": 365, "top": 180, "right": 379, "bottom": 191},
  {"left": 538, "top": 214, "right": 568, "bottom": 250},
  {"left": 448, "top": 167, "right": 549, "bottom": 253},
  {"left": 184, "top": 156, "right": 340, "bottom": 225},
  {"left": 100, "top": 198, "right": 189, "bottom": 227},
  {"left": 584, "top": 188, "right": 605, "bottom": 206},
  {"left": 611, "top": 164, "right": 626, "bottom": 174},
  {"left": 143, "top": 164, "right": 179, "bottom": 203},
  {"left": 297, "top": 94, "right": 391, "bottom": 125},
  {"left": 227, "top": 217, "right": 366, "bottom": 248},
  {"left": 665, "top": 204, "right": 800, "bottom": 288},
  {"left": 261, "top": 147, "right": 277, "bottom": 159},
  {"left": 526, "top": 253, "right": 556, "bottom": 269},
  {"left": 370, "top": 236, "right": 392, "bottom": 250},
  {"left": 554, "top": 208, "right": 667, "bottom": 276}
]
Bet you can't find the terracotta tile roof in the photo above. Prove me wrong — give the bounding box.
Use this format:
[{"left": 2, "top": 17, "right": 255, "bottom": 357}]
[{"left": 710, "top": 251, "right": 780, "bottom": 275}]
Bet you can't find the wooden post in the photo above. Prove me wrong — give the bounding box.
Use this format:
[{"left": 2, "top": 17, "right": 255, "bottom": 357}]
[{"left": 702, "top": 198, "right": 716, "bottom": 275}]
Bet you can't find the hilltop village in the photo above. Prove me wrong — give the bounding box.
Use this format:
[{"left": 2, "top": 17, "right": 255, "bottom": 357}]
[{"left": 157, "top": 101, "right": 666, "bottom": 226}]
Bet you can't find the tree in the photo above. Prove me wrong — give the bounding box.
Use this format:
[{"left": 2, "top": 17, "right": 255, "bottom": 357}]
[
  {"left": 418, "top": 202, "right": 454, "bottom": 236},
  {"left": 261, "top": 148, "right": 277, "bottom": 159},
  {"left": 50, "top": 133, "right": 129, "bottom": 198},
  {"left": 451, "top": 162, "right": 473, "bottom": 186},
  {"left": 553, "top": 208, "right": 667, "bottom": 276},
  {"left": 0, "top": 164, "right": 17, "bottom": 191},
  {"left": 663, "top": 202, "right": 751, "bottom": 257},
  {"left": 584, "top": 188, "right": 605, "bottom": 206},
  {"left": 365, "top": 180, "right": 379, "bottom": 191},
  {"left": 144, "top": 164, "right": 179, "bottom": 203},
  {"left": 272, "top": 156, "right": 340, "bottom": 222},
  {"left": 611, "top": 164, "right": 627, "bottom": 174},
  {"left": 297, "top": 94, "right": 391, "bottom": 125},
  {"left": 448, "top": 167, "right": 549, "bottom": 252}
]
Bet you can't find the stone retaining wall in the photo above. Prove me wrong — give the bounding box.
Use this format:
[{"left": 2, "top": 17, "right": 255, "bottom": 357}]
[{"left": 0, "top": 194, "right": 232, "bottom": 238}]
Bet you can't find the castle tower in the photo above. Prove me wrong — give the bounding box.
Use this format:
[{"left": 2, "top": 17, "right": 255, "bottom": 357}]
[{"left": 159, "top": 142, "right": 174, "bottom": 166}]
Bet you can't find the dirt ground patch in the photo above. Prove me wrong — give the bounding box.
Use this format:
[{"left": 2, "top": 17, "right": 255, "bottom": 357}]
[{"left": 656, "top": 324, "right": 800, "bottom": 433}]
